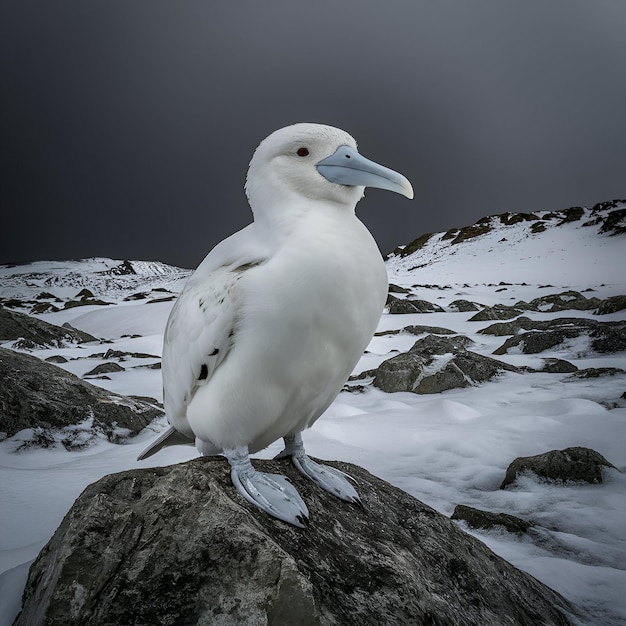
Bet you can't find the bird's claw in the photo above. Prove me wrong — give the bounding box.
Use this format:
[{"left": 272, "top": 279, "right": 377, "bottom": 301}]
[
  {"left": 292, "top": 454, "right": 362, "bottom": 506},
  {"left": 230, "top": 466, "right": 310, "bottom": 528}
]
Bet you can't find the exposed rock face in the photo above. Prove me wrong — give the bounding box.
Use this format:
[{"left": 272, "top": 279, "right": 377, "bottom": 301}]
[
  {"left": 443, "top": 223, "right": 492, "bottom": 245},
  {"left": 595, "top": 295, "right": 626, "bottom": 315},
  {"left": 391, "top": 232, "right": 434, "bottom": 257},
  {"left": 84, "top": 362, "right": 126, "bottom": 377},
  {"left": 448, "top": 299, "right": 480, "bottom": 312},
  {"left": 387, "top": 295, "right": 445, "bottom": 314},
  {"left": 478, "top": 316, "right": 545, "bottom": 337},
  {"left": 63, "top": 297, "right": 111, "bottom": 309},
  {"left": 16, "top": 457, "right": 575, "bottom": 626},
  {"left": 371, "top": 334, "right": 519, "bottom": 394},
  {"left": 451, "top": 505, "right": 534, "bottom": 534},
  {"left": 498, "top": 212, "right": 540, "bottom": 226},
  {"left": 490, "top": 318, "right": 626, "bottom": 355},
  {"left": 514, "top": 290, "right": 601, "bottom": 313},
  {"left": 375, "top": 325, "right": 456, "bottom": 337},
  {"left": 540, "top": 359, "right": 578, "bottom": 373},
  {"left": 468, "top": 306, "right": 523, "bottom": 322},
  {"left": 500, "top": 447, "right": 617, "bottom": 489},
  {"left": 102, "top": 259, "right": 137, "bottom": 275},
  {"left": 584, "top": 199, "right": 626, "bottom": 235},
  {"left": 402, "top": 324, "right": 456, "bottom": 335},
  {"left": 0, "top": 347, "right": 163, "bottom": 445},
  {"left": 0, "top": 307, "right": 97, "bottom": 348},
  {"left": 570, "top": 367, "right": 625, "bottom": 379},
  {"left": 387, "top": 283, "right": 410, "bottom": 293}
]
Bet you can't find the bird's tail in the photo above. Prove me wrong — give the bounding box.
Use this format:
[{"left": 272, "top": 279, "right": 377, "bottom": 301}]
[{"left": 136, "top": 426, "right": 195, "bottom": 461}]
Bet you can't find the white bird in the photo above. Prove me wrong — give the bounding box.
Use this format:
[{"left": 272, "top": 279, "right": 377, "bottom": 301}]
[{"left": 138, "top": 123, "right": 413, "bottom": 527}]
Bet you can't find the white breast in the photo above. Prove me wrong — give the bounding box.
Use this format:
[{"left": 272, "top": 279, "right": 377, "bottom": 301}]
[{"left": 185, "top": 209, "right": 388, "bottom": 452}]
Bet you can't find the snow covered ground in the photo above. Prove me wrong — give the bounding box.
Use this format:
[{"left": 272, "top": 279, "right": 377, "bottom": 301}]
[{"left": 1, "top": 208, "right": 625, "bottom": 624}]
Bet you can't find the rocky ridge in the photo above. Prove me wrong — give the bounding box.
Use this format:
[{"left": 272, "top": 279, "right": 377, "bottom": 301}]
[{"left": 390, "top": 199, "right": 626, "bottom": 259}]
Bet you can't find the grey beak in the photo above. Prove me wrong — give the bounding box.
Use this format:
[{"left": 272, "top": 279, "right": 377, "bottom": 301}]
[{"left": 316, "top": 145, "right": 414, "bottom": 199}]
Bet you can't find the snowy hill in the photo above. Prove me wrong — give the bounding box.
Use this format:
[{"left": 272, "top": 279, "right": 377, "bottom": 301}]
[
  {"left": 387, "top": 198, "right": 625, "bottom": 287},
  {"left": 1, "top": 201, "right": 626, "bottom": 625},
  {"left": 0, "top": 257, "right": 191, "bottom": 302}
]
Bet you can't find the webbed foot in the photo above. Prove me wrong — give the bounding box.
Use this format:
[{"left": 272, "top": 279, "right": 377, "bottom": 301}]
[
  {"left": 278, "top": 433, "right": 362, "bottom": 506},
  {"left": 224, "top": 446, "right": 309, "bottom": 528}
]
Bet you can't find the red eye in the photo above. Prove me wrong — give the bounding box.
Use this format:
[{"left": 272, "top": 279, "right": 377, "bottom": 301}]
[{"left": 296, "top": 147, "right": 309, "bottom": 157}]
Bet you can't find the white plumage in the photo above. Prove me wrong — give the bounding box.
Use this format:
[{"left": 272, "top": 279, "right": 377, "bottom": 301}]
[{"left": 139, "top": 123, "right": 413, "bottom": 526}]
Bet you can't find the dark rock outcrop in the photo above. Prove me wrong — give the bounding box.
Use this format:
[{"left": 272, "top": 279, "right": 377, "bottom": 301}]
[
  {"left": 478, "top": 316, "right": 539, "bottom": 336},
  {"left": 45, "top": 355, "right": 69, "bottom": 364},
  {"left": 63, "top": 297, "right": 112, "bottom": 309},
  {"left": 498, "top": 212, "right": 539, "bottom": 226},
  {"left": 0, "top": 307, "right": 97, "bottom": 348},
  {"left": 447, "top": 223, "right": 492, "bottom": 245},
  {"left": 31, "top": 301, "right": 61, "bottom": 314},
  {"left": 540, "top": 359, "right": 578, "bottom": 373},
  {"left": 0, "top": 347, "right": 162, "bottom": 446},
  {"left": 514, "top": 291, "right": 601, "bottom": 313},
  {"left": 448, "top": 299, "right": 480, "bottom": 312},
  {"left": 375, "top": 325, "right": 456, "bottom": 337},
  {"left": 491, "top": 319, "right": 626, "bottom": 355},
  {"left": 585, "top": 200, "right": 626, "bottom": 235},
  {"left": 16, "top": 457, "right": 575, "bottom": 626},
  {"left": 595, "top": 295, "right": 626, "bottom": 315},
  {"left": 84, "top": 362, "right": 126, "bottom": 377},
  {"left": 557, "top": 206, "right": 585, "bottom": 224},
  {"left": 451, "top": 505, "right": 534, "bottom": 535},
  {"left": 371, "top": 334, "right": 519, "bottom": 394},
  {"left": 390, "top": 232, "right": 434, "bottom": 257},
  {"left": 468, "top": 306, "right": 523, "bottom": 322},
  {"left": 388, "top": 283, "right": 410, "bottom": 293},
  {"left": 500, "top": 447, "right": 617, "bottom": 489},
  {"left": 387, "top": 295, "right": 445, "bottom": 314},
  {"left": 403, "top": 324, "right": 456, "bottom": 335},
  {"left": 101, "top": 259, "right": 137, "bottom": 275},
  {"left": 570, "top": 367, "right": 625, "bottom": 379}
]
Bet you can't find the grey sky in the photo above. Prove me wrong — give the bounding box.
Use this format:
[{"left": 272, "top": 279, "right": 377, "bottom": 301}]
[{"left": 1, "top": 1, "right": 625, "bottom": 268}]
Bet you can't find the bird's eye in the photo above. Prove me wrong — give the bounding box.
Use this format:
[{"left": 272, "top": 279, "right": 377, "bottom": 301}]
[{"left": 296, "top": 147, "right": 310, "bottom": 157}]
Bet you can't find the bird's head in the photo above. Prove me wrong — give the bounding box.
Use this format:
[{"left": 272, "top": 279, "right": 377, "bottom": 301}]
[{"left": 245, "top": 123, "right": 413, "bottom": 219}]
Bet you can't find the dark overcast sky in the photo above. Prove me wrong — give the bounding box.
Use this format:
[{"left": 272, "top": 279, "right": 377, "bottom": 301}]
[{"left": 1, "top": 1, "right": 625, "bottom": 268}]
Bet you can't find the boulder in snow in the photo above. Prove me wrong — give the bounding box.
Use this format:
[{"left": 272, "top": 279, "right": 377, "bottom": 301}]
[
  {"left": 500, "top": 447, "right": 617, "bottom": 489},
  {"left": 15, "top": 457, "right": 575, "bottom": 625}
]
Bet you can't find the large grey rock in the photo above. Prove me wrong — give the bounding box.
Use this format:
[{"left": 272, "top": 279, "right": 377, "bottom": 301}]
[
  {"left": 570, "top": 367, "right": 625, "bottom": 379},
  {"left": 478, "top": 316, "right": 539, "bottom": 336},
  {"left": 448, "top": 299, "right": 480, "bottom": 312},
  {"left": 387, "top": 283, "right": 410, "bottom": 293},
  {"left": 387, "top": 295, "right": 445, "bottom": 314},
  {"left": 372, "top": 335, "right": 518, "bottom": 394},
  {"left": 595, "top": 295, "right": 626, "bottom": 315},
  {"left": 375, "top": 325, "right": 456, "bottom": 337},
  {"left": 491, "top": 319, "right": 626, "bottom": 355},
  {"left": 451, "top": 505, "right": 534, "bottom": 535},
  {"left": 514, "top": 291, "right": 601, "bottom": 313},
  {"left": 501, "top": 447, "right": 617, "bottom": 489},
  {"left": 16, "top": 457, "right": 575, "bottom": 626},
  {"left": 540, "top": 358, "right": 579, "bottom": 373},
  {"left": 0, "top": 347, "right": 162, "bottom": 446},
  {"left": 83, "top": 361, "right": 126, "bottom": 377},
  {"left": 468, "top": 306, "right": 523, "bottom": 322},
  {"left": 0, "top": 307, "right": 97, "bottom": 348}
]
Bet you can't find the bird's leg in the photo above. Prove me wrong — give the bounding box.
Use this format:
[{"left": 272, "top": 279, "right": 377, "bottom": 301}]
[
  {"left": 276, "top": 433, "right": 362, "bottom": 506},
  {"left": 223, "top": 445, "right": 309, "bottom": 528}
]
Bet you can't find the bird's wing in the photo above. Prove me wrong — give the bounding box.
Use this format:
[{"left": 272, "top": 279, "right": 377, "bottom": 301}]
[{"left": 162, "top": 226, "right": 268, "bottom": 438}]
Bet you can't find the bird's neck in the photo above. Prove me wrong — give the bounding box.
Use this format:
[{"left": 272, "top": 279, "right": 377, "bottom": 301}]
[{"left": 251, "top": 192, "right": 356, "bottom": 244}]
